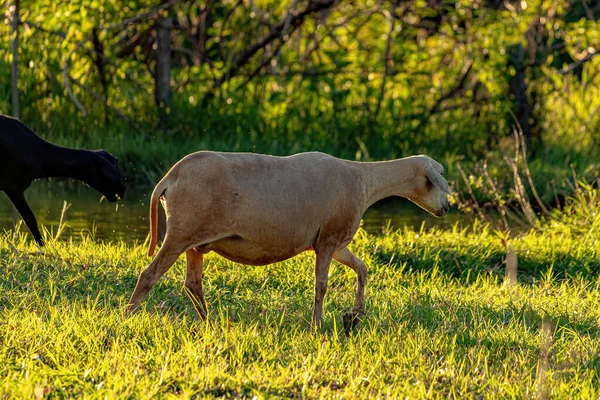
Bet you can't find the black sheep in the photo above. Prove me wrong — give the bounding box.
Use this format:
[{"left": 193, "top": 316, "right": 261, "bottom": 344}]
[{"left": 0, "top": 115, "right": 125, "bottom": 245}]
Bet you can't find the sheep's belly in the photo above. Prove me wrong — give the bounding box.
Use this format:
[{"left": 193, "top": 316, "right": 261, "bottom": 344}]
[{"left": 208, "top": 237, "right": 307, "bottom": 266}]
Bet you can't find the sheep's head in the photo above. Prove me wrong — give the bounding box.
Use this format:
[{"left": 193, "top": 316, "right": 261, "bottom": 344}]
[
  {"left": 86, "top": 150, "right": 126, "bottom": 202},
  {"left": 404, "top": 155, "right": 450, "bottom": 217}
]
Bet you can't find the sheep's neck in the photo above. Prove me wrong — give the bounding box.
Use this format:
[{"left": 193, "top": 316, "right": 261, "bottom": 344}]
[
  {"left": 35, "top": 141, "right": 93, "bottom": 181},
  {"left": 360, "top": 158, "right": 415, "bottom": 209}
]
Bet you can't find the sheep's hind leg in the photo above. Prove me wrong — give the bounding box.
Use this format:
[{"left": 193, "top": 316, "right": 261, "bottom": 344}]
[
  {"left": 126, "top": 236, "right": 183, "bottom": 314},
  {"left": 312, "top": 247, "right": 335, "bottom": 328},
  {"left": 184, "top": 248, "right": 208, "bottom": 320},
  {"left": 334, "top": 247, "right": 367, "bottom": 330}
]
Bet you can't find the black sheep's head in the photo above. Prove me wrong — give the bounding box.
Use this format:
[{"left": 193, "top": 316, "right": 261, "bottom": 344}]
[{"left": 86, "top": 150, "right": 126, "bottom": 202}]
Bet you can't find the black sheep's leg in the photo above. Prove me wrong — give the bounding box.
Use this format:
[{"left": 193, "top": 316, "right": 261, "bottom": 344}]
[{"left": 6, "top": 190, "right": 44, "bottom": 246}]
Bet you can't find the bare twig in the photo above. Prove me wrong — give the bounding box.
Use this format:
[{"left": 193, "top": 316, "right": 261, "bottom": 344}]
[
  {"left": 551, "top": 180, "right": 561, "bottom": 210},
  {"left": 69, "top": 74, "right": 129, "bottom": 121},
  {"left": 507, "top": 159, "right": 537, "bottom": 226},
  {"left": 115, "top": 25, "right": 153, "bottom": 58},
  {"left": 10, "top": 0, "right": 20, "bottom": 119},
  {"left": 247, "top": 0, "right": 278, "bottom": 31},
  {"left": 417, "top": 60, "right": 473, "bottom": 130},
  {"left": 206, "top": 0, "right": 337, "bottom": 101},
  {"left": 504, "top": 247, "right": 518, "bottom": 286},
  {"left": 536, "top": 318, "right": 554, "bottom": 400},
  {"left": 580, "top": 0, "right": 594, "bottom": 19},
  {"left": 373, "top": 4, "right": 397, "bottom": 121},
  {"left": 558, "top": 49, "right": 600, "bottom": 75},
  {"left": 350, "top": 2, "right": 384, "bottom": 38},
  {"left": 570, "top": 164, "right": 580, "bottom": 192},
  {"left": 274, "top": 0, "right": 300, "bottom": 74},
  {"left": 504, "top": 152, "right": 538, "bottom": 228},
  {"left": 195, "top": 0, "right": 214, "bottom": 64},
  {"left": 102, "top": 0, "right": 181, "bottom": 31},
  {"left": 508, "top": 110, "right": 550, "bottom": 215},
  {"left": 300, "top": 10, "right": 359, "bottom": 64},
  {"left": 21, "top": 21, "right": 66, "bottom": 38},
  {"left": 237, "top": 41, "right": 284, "bottom": 89},
  {"left": 63, "top": 39, "right": 90, "bottom": 115},
  {"left": 63, "top": 72, "right": 88, "bottom": 116},
  {"left": 62, "top": 0, "right": 179, "bottom": 117},
  {"left": 456, "top": 163, "right": 488, "bottom": 222},
  {"left": 218, "top": 0, "right": 244, "bottom": 61},
  {"left": 482, "top": 162, "right": 510, "bottom": 230}
]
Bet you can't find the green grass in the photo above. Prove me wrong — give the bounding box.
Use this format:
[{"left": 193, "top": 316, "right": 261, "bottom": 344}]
[{"left": 1, "top": 210, "right": 600, "bottom": 398}]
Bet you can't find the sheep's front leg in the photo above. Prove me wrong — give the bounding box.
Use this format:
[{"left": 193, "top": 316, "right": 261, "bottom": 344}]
[
  {"left": 313, "top": 248, "right": 335, "bottom": 328},
  {"left": 6, "top": 190, "right": 43, "bottom": 246},
  {"left": 184, "top": 248, "right": 208, "bottom": 320},
  {"left": 126, "top": 237, "right": 182, "bottom": 314},
  {"left": 333, "top": 247, "right": 367, "bottom": 315}
]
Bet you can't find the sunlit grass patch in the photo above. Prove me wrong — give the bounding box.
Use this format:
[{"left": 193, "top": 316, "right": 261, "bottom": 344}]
[{"left": 1, "top": 220, "right": 600, "bottom": 397}]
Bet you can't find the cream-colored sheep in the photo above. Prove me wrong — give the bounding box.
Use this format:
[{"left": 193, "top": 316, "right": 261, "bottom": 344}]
[{"left": 127, "top": 151, "right": 450, "bottom": 327}]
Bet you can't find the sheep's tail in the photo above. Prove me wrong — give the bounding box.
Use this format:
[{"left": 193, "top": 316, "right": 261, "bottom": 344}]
[{"left": 148, "top": 176, "right": 169, "bottom": 257}]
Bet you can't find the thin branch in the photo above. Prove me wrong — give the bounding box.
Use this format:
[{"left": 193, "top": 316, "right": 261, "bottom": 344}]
[
  {"left": 373, "top": 4, "right": 397, "bottom": 121},
  {"left": 218, "top": 0, "right": 245, "bottom": 61},
  {"left": 102, "top": 0, "right": 182, "bottom": 31},
  {"left": 558, "top": 49, "right": 600, "bottom": 75},
  {"left": 10, "top": 0, "right": 20, "bottom": 119},
  {"left": 21, "top": 21, "right": 66, "bottom": 38},
  {"left": 350, "top": 2, "right": 384, "bottom": 38},
  {"left": 416, "top": 59, "right": 473, "bottom": 130},
  {"left": 482, "top": 161, "right": 510, "bottom": 230},
  {"left": 116, "top": 25, "right": 153, "bottom": 58},
  {"left": 581, "top": 0, "right": 594, "bottom": 19},
  {"left": 62, "top": 40, "right": 89, "bottom": 115},
  {"left": 69, "top": 74, "right": 129, "bottom": 121},
  {"left": 62, "top": 71, "right": 88, "bottom": 115},
  {"left": 274, "top": 0, "right": 299, "bottom": 74},
  {"left": 508, "top": 109, "right": 550, "bottom": 215},
  {"left": 247, "top": 0, "right": 278, "bottom": 31},
  {"left": 456, "top": 163, "right": 488, "bottom": 223},
  {"left": 205, "top": 0, "right": 337, "bottom": 101},
  {"left": 62, "top": 0, "right": 169, "bottom": 116},
  {"left": 237, "top": 40, "right": 284, "bottom": 89},
  {"left": 301, "top": 10, "right": 358, "bottom": 62}
]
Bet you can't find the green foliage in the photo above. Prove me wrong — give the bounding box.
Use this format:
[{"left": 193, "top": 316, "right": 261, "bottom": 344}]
[
  {"left": 546, "top": 181, "right": 600, "bottom": 235},
  {"left": 1, "top": 0, "right": 599, "bottom": 158}
]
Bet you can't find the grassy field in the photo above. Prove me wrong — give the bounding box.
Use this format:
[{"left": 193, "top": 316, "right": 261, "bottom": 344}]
[{"left": 1, "top": 196, "right": 599, "bottom": 398}]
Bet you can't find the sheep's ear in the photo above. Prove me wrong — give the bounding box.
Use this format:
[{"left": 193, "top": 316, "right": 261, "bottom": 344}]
[
  {"left": 99, "top": 150, "right": 117, "bottom": 165},
  {"left": 426, "top": 164, "right": 450, "bottom": 194}
]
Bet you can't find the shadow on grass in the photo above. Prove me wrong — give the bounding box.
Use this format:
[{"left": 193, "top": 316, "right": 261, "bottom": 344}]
[
  {"left": 2, "top": 243, "right": 600, "bottom": 341},
  {"left": 370, "top": 242, "right": 600, "bottom": 282}
]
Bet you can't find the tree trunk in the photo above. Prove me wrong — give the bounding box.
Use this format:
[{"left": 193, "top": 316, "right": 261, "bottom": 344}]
[
  {"left": 92, "top": 27, "right": 109, "bottom": 126},
  {"left": 508, "top": 44, "right": 533, "bottom": 148},
  {"left": 10, "top": 0, "right": 20, "bottom": 119},
  {"left": 155, "top": 15, "right": 172, "bottom": 131}
]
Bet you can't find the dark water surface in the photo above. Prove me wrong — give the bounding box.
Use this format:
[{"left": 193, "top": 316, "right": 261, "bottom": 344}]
[{"left": 0, "top": 181, "right": 469, "bottom": 244}]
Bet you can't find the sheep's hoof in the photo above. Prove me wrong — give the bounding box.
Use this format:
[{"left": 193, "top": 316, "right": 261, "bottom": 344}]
[
  {"left": 123, "top": 304, "right": 138, "bottom": 318},
  {"left": 342, "top": 310, "right": 364, "bottom": 333}
]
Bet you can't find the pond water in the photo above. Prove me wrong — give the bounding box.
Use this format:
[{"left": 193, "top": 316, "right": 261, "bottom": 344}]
[{"left": 0, "top": 181, "right": 470, "bottom": 244}]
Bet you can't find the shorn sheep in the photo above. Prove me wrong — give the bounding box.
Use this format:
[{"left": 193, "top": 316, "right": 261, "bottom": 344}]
[{"left": 127, "top": 151, "right": 450, "bottom": 327}]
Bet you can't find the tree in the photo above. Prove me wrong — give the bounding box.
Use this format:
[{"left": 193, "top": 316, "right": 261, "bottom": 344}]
[{"left": 10, "top": 0, "right": 19, "bottom": 119}]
